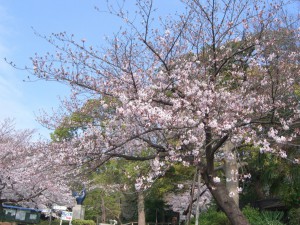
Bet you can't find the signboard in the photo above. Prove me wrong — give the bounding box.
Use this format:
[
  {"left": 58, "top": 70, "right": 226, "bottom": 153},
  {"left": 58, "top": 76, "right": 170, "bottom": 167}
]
[
  {"left": 53, "top": 205, "right": 67, "bottom": 211},
  {"left": 61, "top": 211, "right": 73, "bottom": 221}
]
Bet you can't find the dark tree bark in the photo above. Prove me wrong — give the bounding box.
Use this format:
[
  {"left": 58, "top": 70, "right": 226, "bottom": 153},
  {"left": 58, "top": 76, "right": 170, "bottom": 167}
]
[
  {"left": 202, "top": 128, "right": 249, "bottom": 225},
  {"left": 224, "top": 142, "right": 239, "bottom": 206},
  {"left": 201, "top": 170, "right": 249, "bottom": 225}
]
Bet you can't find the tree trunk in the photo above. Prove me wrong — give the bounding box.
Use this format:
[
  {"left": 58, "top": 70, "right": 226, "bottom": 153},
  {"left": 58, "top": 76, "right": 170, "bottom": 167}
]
[
  {"left": 137, "top": 191, "right": 146, "bottom": 225},
  {"left": 224, "top": 142, "right": 239, "bottom": 206},
  {"left": 101, "top": 196, "right": 106, "bottom": 223},
  {"left": 195, "top": 170, "right": 201, "bottom": 225},
  {"left": 186, "top": 170, "right": 197, "bottom": 225},
  {"left": 201, "top": 172, "right": 249, "bottom": 225}
]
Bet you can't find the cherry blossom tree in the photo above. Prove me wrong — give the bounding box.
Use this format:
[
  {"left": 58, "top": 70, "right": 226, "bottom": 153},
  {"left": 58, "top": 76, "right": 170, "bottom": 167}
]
[
  {"left": 22, "top": 0, "right": 300, "bottom": 224},
  {"left": 0, "top": 119, "right": 74, "bottom": 214}
]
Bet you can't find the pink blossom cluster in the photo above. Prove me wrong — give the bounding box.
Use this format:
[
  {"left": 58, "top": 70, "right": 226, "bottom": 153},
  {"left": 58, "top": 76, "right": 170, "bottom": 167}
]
[{"left": 0, "top": 119, "right": 75, "bottom": 208}]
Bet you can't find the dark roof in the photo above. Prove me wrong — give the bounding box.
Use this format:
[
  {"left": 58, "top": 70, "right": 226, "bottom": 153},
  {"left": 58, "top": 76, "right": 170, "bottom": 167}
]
[{"left": 253, "top": 198, "right": 286, "bottom": 210}]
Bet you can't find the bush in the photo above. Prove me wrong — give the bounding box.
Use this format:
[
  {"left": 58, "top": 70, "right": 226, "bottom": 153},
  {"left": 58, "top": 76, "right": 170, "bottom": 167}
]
[
  {"left": 242, "top": 205, "right": 264, "bottom": 225},
  {"left": 39, "top": 219, "right": 70, "bottom": 225},
  {"left": 72, "top": 219, "right": 96, "bottom": 225},
  {"left": 194, "top": 208, "right": 230, "bottom": 225},
  {"left": 242, "top": 205, "right": 284, "bottom": 225},
  {"left": 39, "top": 219, "right": 95, "bottom": 225},
  {"left": 260, "top": 210, "right": 284, "bottom": 225},
  {"left": 194, "top": 206, "right": 285, "bottom": 225},
  {"left": 288, "top": 208, "right": 300, "bottom": 225}
]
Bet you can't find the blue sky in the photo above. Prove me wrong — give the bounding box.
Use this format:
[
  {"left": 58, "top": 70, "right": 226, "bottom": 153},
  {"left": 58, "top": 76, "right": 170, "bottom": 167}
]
[{"left": 0, "top": 0, "right": 182, "bottom": 139}]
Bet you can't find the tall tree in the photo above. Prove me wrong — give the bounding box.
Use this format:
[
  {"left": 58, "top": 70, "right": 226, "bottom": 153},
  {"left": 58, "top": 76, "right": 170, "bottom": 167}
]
[{"left": 22, "top": 0, "right": 300, "bottom": 224}]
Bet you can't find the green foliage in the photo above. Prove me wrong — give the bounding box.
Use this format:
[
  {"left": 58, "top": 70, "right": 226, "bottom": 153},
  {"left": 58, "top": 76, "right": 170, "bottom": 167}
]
[
  {"left": 279, "top": 164, "right": 300, "bottom": 207},
  {"left": 84, "top": 188, "right": 122, "bottom": 221},
  {"left": 85, "top": 160, "right": 132, "bottom": 222},
  {"left": 120, "top": 192, "right": 138, "bottom": 222},
  {"left": 148, "top": 164, "right": 195, "bottom": 199},
  {"left": 50, "top": 98, "right": 108, "bottom": 142},
  {"left": 294, "top": 84, "right": 300, "bottom": 97},
  {"left": 50, "top": 126, "right": 76, "bottom": 142},
  {"left": 94, "top": 160, "right": 125, "bottom": 184},
  {"left": 39, "top": 219, "right": 70, "bottom": 225},
  {"left": 87, "top": 159, "right": 153, "bottom": 223},
  {"left": 260, "top": 211, "right": 284, "bottom": 225},
  {"left": 242, "top": 205, "right": 262, "bottom": 225},
  {"left": 144, "top": 164, "right": 195, "bottom": 223},
  {"left": 216, "top": 40, "right": 254, "bottom": 90},
  {"left": 39, "top": 219, "right": 95, "bottom": 225},
  {"left": 84, "top": 189, "right": 103, "bottom": 221},
  {"left": 239, "top": 146, "right": 300, "bottom": 208},
  {"left": 72, "top": 219, "right": 96, "bottom": 225},
  {"left": 242, "top": 206, "right": 284, "bottom": 225},
  {"left": 193, "top": 206, "right": 285, "bottom": 225},
  {"left": 145, "top": 199, "right": 165, "bottom": 223},
  {"left": 288, "top": 208, "right": 300, "bottom": 225},
  {"left": 193, "top": 207, "right": 230, "bottom": 225}
]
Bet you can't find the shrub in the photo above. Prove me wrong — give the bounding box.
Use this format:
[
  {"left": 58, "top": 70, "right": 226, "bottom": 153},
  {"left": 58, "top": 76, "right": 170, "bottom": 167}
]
[
  {"left": 242, "top": 206, "right": 284, "bottom": 225},
  {"left": 260, "top": 210, "right": 284, "bottom": 225},
  {"left": 194, "top": 206, "right": 285, "bottom": 225},
  {"left": 194, "top": 208, "right": 230, "bottom": 225},
  {"left": 288, "top": 208, "right": 300, "bottom": 225},
  {"left": 39, "top": 219, "right": 70, "bottom": 225},
  {"left": 242, "top": 205, "right": 264, "bottom": 225},
  {"left": 72, "top": 219, "right": 96, "bottom": 225},
  {"left": 39, "top": 219, "right": 96, "bottom": 225}
]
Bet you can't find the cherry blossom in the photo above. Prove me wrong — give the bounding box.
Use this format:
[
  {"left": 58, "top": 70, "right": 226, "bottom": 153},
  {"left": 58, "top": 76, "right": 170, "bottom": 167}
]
[
  {"left": 0, "top": 119, "right": 74, "bottom": 209},
  {"left": 213, "top": 177, "right": 221, "bottom": 183}
]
